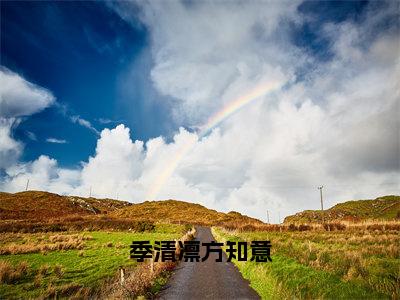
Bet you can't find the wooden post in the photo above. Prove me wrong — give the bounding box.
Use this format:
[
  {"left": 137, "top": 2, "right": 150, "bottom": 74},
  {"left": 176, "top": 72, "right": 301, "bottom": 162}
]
[
  {"left": 175, "top": 239, "right": 180, "bottom": 259},
  {"left": 120, "top": 267, "right": 125, "bottom": 286},
  {"left": 150, "top": 251, "right": 154, "bottom": 273}
]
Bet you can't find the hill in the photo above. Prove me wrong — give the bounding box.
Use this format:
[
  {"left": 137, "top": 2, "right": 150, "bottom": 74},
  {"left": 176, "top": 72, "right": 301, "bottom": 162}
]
[
  {"left": 0, "top": 191, "right": 131, "bottom": 220},
  {"left": 0, "top": 191, "right": 263, "bottom": 227},
  {"left": 111, "top": 199, "right": 263, "bottom": 226},
  {"left": 284, "top": 195, "right": 400, "bottom": 223}
]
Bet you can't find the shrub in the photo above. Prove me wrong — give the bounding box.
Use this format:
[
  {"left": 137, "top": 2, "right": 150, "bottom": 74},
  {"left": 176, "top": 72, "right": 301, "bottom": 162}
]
[{"left": 136, "top": 221, "right": 155, "bottom": 232}]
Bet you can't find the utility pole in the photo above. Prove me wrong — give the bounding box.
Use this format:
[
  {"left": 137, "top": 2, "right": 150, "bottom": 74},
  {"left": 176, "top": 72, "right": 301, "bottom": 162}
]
[
  {"left": 278, "top": 211, "right": 281, "bottom": 224},
  {"left": 266, "top": 210, "right": 270, "bottom": 224},
  {"left": 25, "top": 179, "right": 30, "bottom": 191},
  {"left": 318, "top": 185, "right": 324, "bottom": 223},
  {"left": 89, "top": 186, "right": 92, "bottom": 198}
]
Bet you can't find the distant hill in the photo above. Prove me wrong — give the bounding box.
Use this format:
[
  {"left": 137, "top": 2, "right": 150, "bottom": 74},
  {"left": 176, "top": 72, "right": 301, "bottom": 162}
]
[
  {"left": 0, "top": 191, "right": 263, "bottom": 227},
  {"left": 0, "top": 191, "right": 131, "bottom": 220},
  {"left": 110, "top": 199, "right": 264, "bottom": 226},
  {"left": 284, "top": 195, "right": 400, "bottom": 223}
]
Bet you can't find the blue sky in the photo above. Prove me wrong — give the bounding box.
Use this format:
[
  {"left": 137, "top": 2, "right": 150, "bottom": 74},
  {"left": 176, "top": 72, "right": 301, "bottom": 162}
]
[
  {"left": 1, "top": 0, "right": 371, "bottom": 167},
  {"left": 1, "top": 1, "right": 399, "bottom": 221},
  {"left": 1, "top": 1, "right": 174, "bottom": 166}
]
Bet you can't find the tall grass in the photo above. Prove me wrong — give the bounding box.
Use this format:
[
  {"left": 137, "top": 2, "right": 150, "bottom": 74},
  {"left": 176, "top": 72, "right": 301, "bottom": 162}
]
[{"left": 213, "top": 226, "right": 399, "bottom": 299}]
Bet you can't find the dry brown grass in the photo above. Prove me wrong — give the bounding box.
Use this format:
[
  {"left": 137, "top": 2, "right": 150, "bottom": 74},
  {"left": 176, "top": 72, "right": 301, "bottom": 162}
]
[
  {"left": 0, "top": 233, "right": 89, "bottom": 255},
  {"left": 38, "top": 264, "right": 50, "bottom": 276},
  {"left": 44, "top": 282, "right": 91, "bottom": 299},
  {"left": 0, "top": 191, "right": 131, "bottom": 221},
  {"left": 34, "top": 273, "right": 43, "bottom": 288},
  {"left": 0, "top": 260, "right": 30, "bottom": 284},
  {"left": 53, "top": 264, "right": 64, "bottom": 278},
  {"left": 0, "top": 216, "right": 156, "bottom": 233},
  {"left": 221, "top": 219, "right": 400, "bottom": 233}
]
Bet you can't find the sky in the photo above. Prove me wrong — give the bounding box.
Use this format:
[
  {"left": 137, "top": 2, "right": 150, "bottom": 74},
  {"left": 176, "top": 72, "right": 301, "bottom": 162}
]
[{"left": 0, "top": 0, "right": 399, "bottom": 223}]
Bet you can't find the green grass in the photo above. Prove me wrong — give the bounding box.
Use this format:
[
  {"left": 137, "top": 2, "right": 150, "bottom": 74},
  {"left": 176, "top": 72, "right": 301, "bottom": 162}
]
[
  {"left": 285, "top": 195, "right": 400, "bottom": 222},
  {"left": 213, "top": 228, "right": 393, "bottom": 299},
  {"left": 0, "top": 224, "right": 185, "bottom": 299}
]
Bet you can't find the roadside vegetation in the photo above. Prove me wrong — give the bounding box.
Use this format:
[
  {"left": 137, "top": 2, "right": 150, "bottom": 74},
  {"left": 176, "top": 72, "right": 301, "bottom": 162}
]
[
  {"left": 0, "top": 224, "right": 190, "bottom": 299},
  {"left": 1, "top": 191, "right": 399, "bottom": 299},
  {"left": 213, "top": 222, "right": 400, "bottom": 300}
]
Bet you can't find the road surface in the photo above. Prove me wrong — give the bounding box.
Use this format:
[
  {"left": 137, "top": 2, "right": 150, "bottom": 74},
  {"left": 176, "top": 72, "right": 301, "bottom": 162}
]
[{"left": 158, "top": 227, "right": 260, "bottom": 300}]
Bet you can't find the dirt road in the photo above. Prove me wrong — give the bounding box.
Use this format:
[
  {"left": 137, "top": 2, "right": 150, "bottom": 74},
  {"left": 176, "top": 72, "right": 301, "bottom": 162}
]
[{"left": 158, "top": 227, "right": 260, "bottom": 300}]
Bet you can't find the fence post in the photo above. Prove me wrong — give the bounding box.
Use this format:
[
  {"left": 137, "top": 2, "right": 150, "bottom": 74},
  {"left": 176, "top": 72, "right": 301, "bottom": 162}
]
[
  {"left": 120, "top": 267, "right": 125, "bottom": 286},
  {"left": 151, "top": 251, "right": 154, "bottom": 273}
]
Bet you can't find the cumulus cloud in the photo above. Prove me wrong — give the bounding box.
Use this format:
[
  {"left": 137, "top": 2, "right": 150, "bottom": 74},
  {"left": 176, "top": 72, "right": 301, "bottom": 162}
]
[
  {"left": 109, "top": 1, "right": 399, "bottom": 219},
  {"left": 0, "top": 68, "right": 55, "bottom": 169},
  {"left": 1, "top": 2, "right": 399, "bottom": 222},
  {"left": 2, "top": 155, "right": 80, "bottom": 194},
  {"left": 75, "top": 125, "right": 144, "bottom": 198},
  {"left": 0, "top": 118, "right": 22, "bottom": 169},
  {"left": 46, "top": 138, "right": 68, "bottom": 144}
]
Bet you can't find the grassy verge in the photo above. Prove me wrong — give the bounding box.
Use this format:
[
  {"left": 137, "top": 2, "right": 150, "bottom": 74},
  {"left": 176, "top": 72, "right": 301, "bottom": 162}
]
[
  {"left": 213, "top": 227, "right": 395, "bottom": 299},
  {"left": 0, "top": 224, "right": 186, "bottom": 299}
]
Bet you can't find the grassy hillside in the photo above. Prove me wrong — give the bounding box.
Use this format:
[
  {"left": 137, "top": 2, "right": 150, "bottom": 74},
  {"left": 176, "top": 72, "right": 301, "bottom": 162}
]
[
  {"left": 0, "top": 191, "right": 263, "bottom": 227},
  {"left": 111, "top": 199, "right": 263, "bottom": 226},
  {"left": 284, "top": 195, "right": 400, "bottom": 223},
  {"left": 0, "top": 191, "right": 131, "bottom": 220}
]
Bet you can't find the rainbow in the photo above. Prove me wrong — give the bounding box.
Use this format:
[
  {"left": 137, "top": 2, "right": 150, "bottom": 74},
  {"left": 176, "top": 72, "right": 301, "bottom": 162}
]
[{"left": 145, "top": 80, "right": 281, "bottom": 200}]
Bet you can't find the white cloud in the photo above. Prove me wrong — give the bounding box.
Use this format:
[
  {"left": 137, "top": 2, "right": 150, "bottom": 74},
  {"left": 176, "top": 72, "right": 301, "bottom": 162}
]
[
  {"left": 2, "top": 155, "right": 80, "bottom": 194},
  {"left": 0, "top": 118, "right": 22, "bottom": 169},
  {"left": 1, "top": 2, "right": 399, "bottom": 222},
  {"left": 0, "top": 67, "right": 55, "bottom": 118},
  {"left": 97, "top": 118, "right": 123, "bottom": 124},
  {"left": 46, "top": 138, "right": 68, "bottom": 144},
  {"left": 116, "top": 1, "right": 301, "bottom": 124},
  {"left": 26, "top": 131, "right": 37, "bottom": 141},
  {"left": 70, "top": 115, "right": 100, "bottom": 135},
  {"left": 74, "top": 125, "right": 144, "bottom": 198},
  {"left": 0, "top": 68, "right": 55, "bottom": 169}
]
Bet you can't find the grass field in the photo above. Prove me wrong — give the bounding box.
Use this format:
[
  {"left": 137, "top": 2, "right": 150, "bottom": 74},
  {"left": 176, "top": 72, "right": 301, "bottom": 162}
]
[
  {"left": 213, "top": 226, "right": 400, "bottom": 299},
  {"left": 0, "top": 224, "right": 186, "bottom": 299}
]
